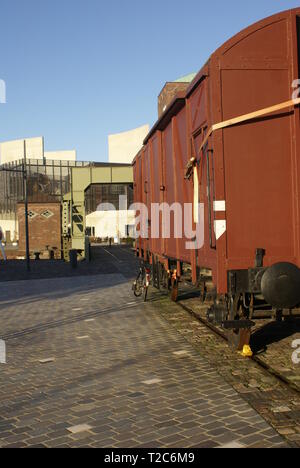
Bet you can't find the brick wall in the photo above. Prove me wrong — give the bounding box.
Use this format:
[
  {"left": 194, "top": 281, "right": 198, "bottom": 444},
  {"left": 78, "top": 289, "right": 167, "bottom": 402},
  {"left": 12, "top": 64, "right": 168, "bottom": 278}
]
[
  {"left": 17, "top": 202, "right": 61, "bottom": 257},
  {"left": 158, "top": 82, "right": 190, "bottom": 118}
]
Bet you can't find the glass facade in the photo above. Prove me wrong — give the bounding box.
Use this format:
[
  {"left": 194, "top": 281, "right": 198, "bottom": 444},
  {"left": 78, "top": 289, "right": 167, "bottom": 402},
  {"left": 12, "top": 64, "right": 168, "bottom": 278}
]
[
  {"left": 85, "top": 184, "right": 134, "bottom": 215},
  {"left": 0, "top": 159, "right": 90, "bottom": 220}
]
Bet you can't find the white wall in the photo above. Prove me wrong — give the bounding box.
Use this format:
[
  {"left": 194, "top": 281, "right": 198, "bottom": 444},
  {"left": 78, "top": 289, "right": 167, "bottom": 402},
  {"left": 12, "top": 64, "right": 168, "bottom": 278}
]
[
  {"left": 108, "top": 125, "right": 149, "bottom": 164},
  {"left": 45, "top": 150, "right": 76, "bottom": 162},
  {"left": 86, "top": 210, "right": 135, "bottom": 240},
  {"left": 0, "top": 137, "right": 44, "bottom": 164},
  {"left": 0, "top": 219, "right": 18, "bottom": 242},
  {"left": 0, "top": 138, "right": 77, "bottom": 165}
]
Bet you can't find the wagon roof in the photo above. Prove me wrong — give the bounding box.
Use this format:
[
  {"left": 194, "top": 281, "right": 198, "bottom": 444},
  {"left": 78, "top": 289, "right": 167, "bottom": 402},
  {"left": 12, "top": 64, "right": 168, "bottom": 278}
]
[
  {"left": 140, "top": 7, "right": 300, "bottom": 156},
  {"left": 186, "top": 7, "right": 300, "bottom": 96}
]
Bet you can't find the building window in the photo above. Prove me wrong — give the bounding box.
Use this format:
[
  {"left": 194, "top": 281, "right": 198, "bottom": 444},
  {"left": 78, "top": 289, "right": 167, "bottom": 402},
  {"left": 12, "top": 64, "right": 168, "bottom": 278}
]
[
  {"left": 28, "top": 210, "right": 38, "bottom": 220},
  {"left": 85, "top": 184, "right": 134, "bottom": 215},
  {"left": 41, "top": 209, "right": 54, "bottom": 219}
]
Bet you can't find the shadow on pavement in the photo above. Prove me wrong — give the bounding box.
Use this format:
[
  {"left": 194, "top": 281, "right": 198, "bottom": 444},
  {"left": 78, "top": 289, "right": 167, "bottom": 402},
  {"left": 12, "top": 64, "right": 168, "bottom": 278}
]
[
  {"left": 251, "top": 318, "right": 300, "bottom": 354},
  {"left": 0, "top": 246, "right": 140, "bottom": 309}
]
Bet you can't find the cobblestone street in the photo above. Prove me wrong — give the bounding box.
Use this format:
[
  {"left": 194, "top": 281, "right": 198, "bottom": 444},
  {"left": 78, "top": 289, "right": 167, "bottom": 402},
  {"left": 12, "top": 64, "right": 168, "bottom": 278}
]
[{"left": 0, "top": 247, "right": 291, "bottom": 448}]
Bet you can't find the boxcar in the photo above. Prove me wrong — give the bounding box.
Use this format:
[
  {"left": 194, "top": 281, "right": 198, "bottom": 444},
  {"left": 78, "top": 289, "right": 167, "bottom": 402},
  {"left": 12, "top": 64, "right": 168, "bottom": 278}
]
[{"left": 133, "top": 8, "right": 300, "bottom": 349}]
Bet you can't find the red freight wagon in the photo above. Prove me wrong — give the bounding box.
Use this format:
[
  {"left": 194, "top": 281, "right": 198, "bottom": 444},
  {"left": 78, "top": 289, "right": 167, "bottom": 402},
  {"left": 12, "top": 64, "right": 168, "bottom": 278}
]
[{"left": 133, "top": 8, "right": 300, "bottom": 349}]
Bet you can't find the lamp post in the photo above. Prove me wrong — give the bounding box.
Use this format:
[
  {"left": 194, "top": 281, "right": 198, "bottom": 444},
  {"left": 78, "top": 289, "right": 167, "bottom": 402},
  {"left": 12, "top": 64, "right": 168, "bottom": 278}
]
[
  {"left": 0, "top": 142, "right": 31, "bottom": 272},
  {"left": 23, "top": 140, "right": 30, "bottom": 272}
]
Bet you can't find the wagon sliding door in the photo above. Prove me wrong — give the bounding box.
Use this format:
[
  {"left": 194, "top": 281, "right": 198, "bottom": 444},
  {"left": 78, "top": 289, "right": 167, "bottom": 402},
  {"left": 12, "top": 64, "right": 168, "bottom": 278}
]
[
  {"left": 162, "top": 109, "right": 190, "bottom": 264},
  {"left": 148, "top": 132, "right": 164, "bottom": 257},
  {"left": 218, "top": 15, "right": 297, "bottom": 269},
  {"left": 187, "top": 76, "right": 217, "bottom": 274},
  {"left": 192, "top": 129, "right": 216, "bottom": 258}
]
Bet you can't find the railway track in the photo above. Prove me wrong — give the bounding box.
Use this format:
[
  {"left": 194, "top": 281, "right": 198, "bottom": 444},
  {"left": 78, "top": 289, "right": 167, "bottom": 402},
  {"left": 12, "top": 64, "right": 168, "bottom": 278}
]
[{"left": 177, "top": 300, "right": 300, "bottom": 396}]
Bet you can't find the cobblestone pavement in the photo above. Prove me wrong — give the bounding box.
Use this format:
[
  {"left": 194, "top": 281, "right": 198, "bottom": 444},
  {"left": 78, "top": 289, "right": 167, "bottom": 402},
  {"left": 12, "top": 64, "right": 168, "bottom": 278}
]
[
  {"left": 156, "top": 295, "right": 300, "bottom": 447},
  {"left": 0, "top": 245, "right": 137, "bottom": 282},
  {"left": 0, "top": 248, "right": 290, "bottom": 448}
]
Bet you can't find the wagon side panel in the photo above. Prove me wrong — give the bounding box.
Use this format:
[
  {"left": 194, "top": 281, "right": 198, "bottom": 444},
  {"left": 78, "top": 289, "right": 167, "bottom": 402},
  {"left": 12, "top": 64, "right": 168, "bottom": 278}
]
[
  {"left": 217, "top": 13, "right": 299, "bottom": 275},
  {"left": 186, "top": 77, "right": 218, "bottom": 282}
]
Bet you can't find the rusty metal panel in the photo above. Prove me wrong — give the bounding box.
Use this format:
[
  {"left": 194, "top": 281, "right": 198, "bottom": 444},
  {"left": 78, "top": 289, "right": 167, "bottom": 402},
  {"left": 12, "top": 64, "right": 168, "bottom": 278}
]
[
  {"left": 186, "top": 75, "right": 218, "bottom": 284},
  {"left": 140, "top": 149, "right": 149, "bottom": 259},
  {"left": 162, "top": 124, "right": 176, "bottom": 259},
  {"left": 172, "top": 107, "right": 190, "bottom": 263},
  {"left": 215, "top": 10, "right": 299, "bottom": 280},
  {"left": 202, "top": 7, "right": 300, "bottom": 295},
  {"left": 133, "top": 154, "right": 143, "bottom": 256},
  {"left": 149, "top": 133, "right": 163, "bottom": 256},
  {"left": 189, "top": 81, "right": 208, "bottom": 135}
]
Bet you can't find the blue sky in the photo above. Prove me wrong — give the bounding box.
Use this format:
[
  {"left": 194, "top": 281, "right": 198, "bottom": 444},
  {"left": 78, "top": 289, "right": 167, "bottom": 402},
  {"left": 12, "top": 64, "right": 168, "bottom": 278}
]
[{"left": 0, "top": 0, "right": 300, "bottom": 161}]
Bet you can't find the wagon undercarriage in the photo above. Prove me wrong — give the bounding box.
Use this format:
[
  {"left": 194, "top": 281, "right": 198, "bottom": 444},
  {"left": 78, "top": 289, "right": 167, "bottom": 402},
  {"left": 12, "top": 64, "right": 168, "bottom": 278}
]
[{"left": 136, "top": 248, "right": 300, "bottom": 352}]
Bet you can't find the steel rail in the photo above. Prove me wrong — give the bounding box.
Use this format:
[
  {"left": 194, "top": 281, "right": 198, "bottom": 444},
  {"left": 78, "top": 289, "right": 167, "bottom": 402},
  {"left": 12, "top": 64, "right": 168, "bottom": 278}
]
[{"left": 177, "top": 300, "right": 300, "bottom": 396}]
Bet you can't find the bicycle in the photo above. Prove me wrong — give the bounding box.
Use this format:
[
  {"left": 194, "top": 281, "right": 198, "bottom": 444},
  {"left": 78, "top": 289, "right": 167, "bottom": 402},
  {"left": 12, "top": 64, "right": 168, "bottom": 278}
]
[{"left": 132, "top": 262, "right": 152, "bottom": 302}]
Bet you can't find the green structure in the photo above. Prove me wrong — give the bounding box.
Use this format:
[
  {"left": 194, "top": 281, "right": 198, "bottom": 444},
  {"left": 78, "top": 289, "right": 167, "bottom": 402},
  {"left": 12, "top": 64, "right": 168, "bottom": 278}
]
[
  {"left": 174, "top": 73, "right": 197, "bottom": 83},
  {"left": 62, "top": 163, "right": 133, "bottom": 261}
]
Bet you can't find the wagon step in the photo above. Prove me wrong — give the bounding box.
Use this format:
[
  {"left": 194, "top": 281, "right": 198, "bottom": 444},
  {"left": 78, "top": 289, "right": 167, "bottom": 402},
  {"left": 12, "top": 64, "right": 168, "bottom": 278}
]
[{"left": 222, "top": 320, "right": 256, "bottom": 330}]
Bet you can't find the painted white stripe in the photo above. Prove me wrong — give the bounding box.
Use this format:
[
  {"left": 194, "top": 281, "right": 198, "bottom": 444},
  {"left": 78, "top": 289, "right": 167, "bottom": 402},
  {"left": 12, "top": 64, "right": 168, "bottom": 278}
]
[
  {"left": 214, "top": 220, "right": 226, "bottom": 240},
  {"left": 213, "top": 200, "right": 226, "bottom": 212},
  {"left": 193, "top": 167, "right": 199, "bottom": 224}
]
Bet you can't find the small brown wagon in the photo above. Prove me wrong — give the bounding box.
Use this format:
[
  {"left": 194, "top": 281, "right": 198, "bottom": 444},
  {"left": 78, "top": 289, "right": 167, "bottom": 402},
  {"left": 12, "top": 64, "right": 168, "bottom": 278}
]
[{"left": 133, "top": 8, "right": 300, "bottom": 350}]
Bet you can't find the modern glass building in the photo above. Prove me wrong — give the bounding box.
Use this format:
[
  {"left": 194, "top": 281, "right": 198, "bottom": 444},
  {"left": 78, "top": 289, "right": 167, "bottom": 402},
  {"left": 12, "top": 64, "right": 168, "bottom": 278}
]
[
  {"left": 0, "top": 158, "right": 134, "bottom": 243},
  {"left": 0, "top": 159, "right": 91, "bottom": 242},
  {"left": 85, "top": 183, "right": 134, "bottom": 215},
  {"left": 0, "top": 158, "right": 90, "bottom": 216}
]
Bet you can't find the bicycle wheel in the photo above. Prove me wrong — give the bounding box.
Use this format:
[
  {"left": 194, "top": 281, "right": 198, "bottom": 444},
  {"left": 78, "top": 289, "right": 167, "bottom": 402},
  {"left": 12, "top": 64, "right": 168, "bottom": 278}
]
[{"left": 133, "top": 271, "right": 144, "bottom": 297}]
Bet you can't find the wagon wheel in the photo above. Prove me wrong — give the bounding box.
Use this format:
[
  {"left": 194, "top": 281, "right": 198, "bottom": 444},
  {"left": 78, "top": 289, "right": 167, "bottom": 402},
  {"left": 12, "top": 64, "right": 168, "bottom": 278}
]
[
  {"left": 133, "top": 269, "right": 144, "bottom": 298},
  {"left": 161, "top": 268, "right": 170, "bottom": 291},
  {"left": 205, "top": 281, "right": 217, "bottom": 303},
  {"left": 170, "top": 278, "right": 179, "bottom": 302},
  {"left": 165, "top": 270, "right": 172, "bottom": 292},
  {"left": 199, "top": 281, "right": 207, "bottom": 303},
  {"left": 227, "top": 295, "right": 251, "bottom": 351}
]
